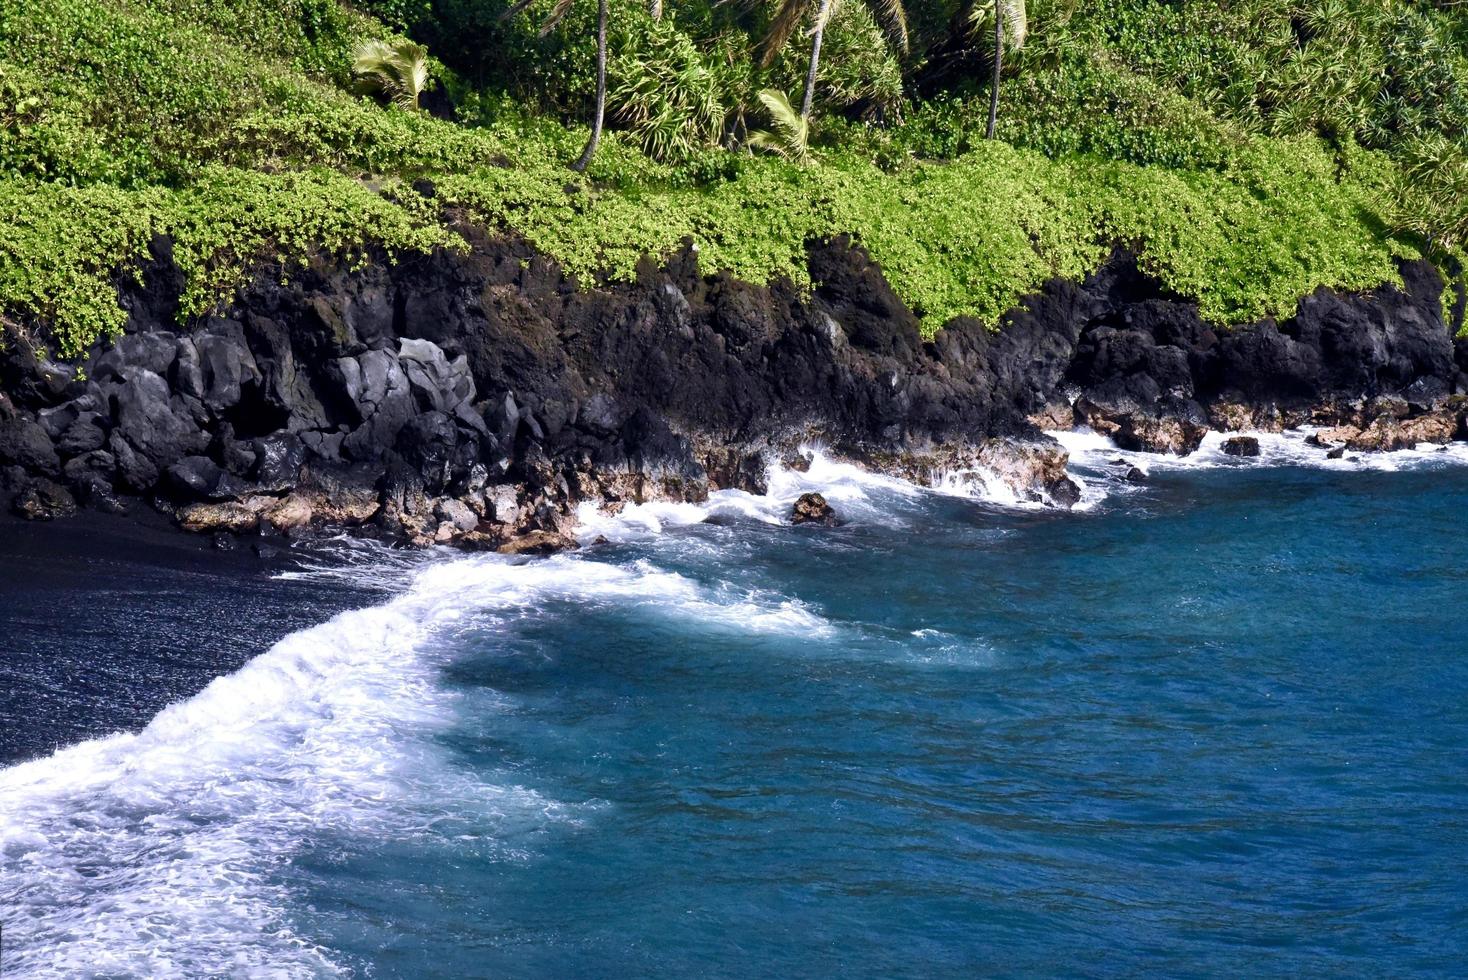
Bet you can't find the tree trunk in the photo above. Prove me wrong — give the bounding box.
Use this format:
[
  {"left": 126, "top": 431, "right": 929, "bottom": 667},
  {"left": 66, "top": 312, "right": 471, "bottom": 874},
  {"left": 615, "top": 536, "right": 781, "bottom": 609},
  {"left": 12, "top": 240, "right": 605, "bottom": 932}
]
[
  {"left": 650, "top": 0, "right": 662, "bottom": 20},
  {"left": 571, "top": 0, "right": 609, "bottom": 172},
  {"left": 800, "top": 0, "right": 833, "bottom": 122},
  {"left": 986, "top": 6, "right": 1002, "bottom": 140}
]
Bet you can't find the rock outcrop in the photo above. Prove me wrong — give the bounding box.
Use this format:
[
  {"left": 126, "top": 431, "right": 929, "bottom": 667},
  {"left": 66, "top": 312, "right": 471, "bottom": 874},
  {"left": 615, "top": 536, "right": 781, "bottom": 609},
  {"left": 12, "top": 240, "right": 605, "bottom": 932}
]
[
  {"left": 1, "top": 231, "right": 1464, "bottom": 552},
  {"left": 791, "top": 492, "right": 839, "bottom": 526}
]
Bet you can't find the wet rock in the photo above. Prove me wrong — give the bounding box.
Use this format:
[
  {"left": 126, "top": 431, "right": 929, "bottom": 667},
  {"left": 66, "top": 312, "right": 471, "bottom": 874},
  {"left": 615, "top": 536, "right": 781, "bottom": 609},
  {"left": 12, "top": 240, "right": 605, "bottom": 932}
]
[
  {"left": 781, "top": 451, "right": 812, "bottom": 474},
  {"left": 1124, "top": 466, "right": 1147, "bottom": 483},
  {"left": 1221, "top": 436, "right": 1261, "bottom": 457},
  {"left": 254, "top": 432, "right": 307, "bottom": 490},
  {"left": 260, "top": 494, "right": 316, "bottom": 533},
  {"left": 791, "top": 492, "right": 839, "bottom": 526},
  {"left": 978, "top": 440, "right": 1081, "bottom": 507},
  {"left": 166, "top": 456, "right": 225, "bottom": 498},
  {"left": 12, "top": 479, "right": 76, "bottom": 520},
  {"left": 1110, "top": 410, "right": 1207, "bottom": 456},
  {"left": 1314, "top": 411, "right": 1456, "bottom": 452},
  {"left": 497, "top": 529, "right": 576, "bottom": 556},
  {"left": 178, "top": 498, "right": 268, "bottom": 534},
  {"left": 1326, "top": 445, "right": 1346, "bottom": 460},
  {"left": 459, "top": 527, "right": 509, "bottom": 551}
]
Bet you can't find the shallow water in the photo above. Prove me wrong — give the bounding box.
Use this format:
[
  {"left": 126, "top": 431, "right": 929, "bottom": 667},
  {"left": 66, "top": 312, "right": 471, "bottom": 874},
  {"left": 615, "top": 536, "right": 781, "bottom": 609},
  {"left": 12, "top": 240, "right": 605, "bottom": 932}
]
[{"left": 2, "top": 439, "right": 1466, "bottom": 976}]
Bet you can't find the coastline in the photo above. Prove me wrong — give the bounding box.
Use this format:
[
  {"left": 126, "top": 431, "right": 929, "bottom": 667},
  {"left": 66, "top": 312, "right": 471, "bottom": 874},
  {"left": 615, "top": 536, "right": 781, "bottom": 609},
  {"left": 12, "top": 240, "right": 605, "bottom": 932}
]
[{"left": 1, "top": 234, "right": 1464, "bottom": 556}]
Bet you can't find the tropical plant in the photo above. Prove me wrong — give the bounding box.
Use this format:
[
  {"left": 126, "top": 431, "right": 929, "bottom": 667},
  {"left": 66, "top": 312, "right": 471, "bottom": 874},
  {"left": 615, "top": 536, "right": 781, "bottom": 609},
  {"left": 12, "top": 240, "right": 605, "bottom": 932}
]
[
  {"left": 351, "top": 38, "right": 430, "bottom": 110},
  {"left": 611, "top": 21, "right": 729, "bottom": 161},
  {"left": 966, "top": 0, "right": 1026, "bottom": 139},
  {"left": 503, "top": 0, "right": 609, "bottom": 171},
  {"left": 1389, "top": 134, "right": 1468, "bottom": 253},
  {"left": 757, "top": 0, "right": 909, "bottom": 123},
  {"left": 747, "top": 87, "right": 809, "bottom": 159}
]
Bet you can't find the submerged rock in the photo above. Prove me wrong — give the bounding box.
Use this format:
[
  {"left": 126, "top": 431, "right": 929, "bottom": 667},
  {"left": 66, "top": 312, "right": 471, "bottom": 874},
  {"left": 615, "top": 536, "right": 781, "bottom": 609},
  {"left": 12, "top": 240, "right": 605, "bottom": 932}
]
[{"left": 791, "top": 492, "right": 839, "bottom": 526}]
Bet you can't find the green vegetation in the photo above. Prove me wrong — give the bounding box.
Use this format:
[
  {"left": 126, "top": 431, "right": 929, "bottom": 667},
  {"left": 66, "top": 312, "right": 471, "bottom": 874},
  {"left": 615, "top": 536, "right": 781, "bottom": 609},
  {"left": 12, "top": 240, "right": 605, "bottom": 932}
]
[
  {"left": 1, "top": 0, "right": 1466, "bottom": 358},
  {"left": 352, "top": 38, "right": 431, "bottom": 110}
]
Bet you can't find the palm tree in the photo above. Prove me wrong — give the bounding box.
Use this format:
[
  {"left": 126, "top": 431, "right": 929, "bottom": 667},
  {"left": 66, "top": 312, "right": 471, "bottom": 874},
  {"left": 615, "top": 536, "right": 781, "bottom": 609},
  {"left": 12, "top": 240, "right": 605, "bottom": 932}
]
[
  {"left": 970, "top": 0, "right": 1027, "bottom": 139},
  {"left": 748, "top": 88, "right": 810, "bottom": 160},
  {"left": 504, "top": 0, "right": 610, "bottom": 171},
  {"left": 758, "top": 0, "right": 909, "bottom": 124},
  {"left": 351, "top": 38, "right": 430, "bottom": 110}
]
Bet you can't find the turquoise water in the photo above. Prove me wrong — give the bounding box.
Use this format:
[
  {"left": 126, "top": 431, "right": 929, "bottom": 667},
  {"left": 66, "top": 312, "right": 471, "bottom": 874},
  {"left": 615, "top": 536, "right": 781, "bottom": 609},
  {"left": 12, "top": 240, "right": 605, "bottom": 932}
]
[{"left": 3, "top": 436, "right": 1467, "bottom": 976}]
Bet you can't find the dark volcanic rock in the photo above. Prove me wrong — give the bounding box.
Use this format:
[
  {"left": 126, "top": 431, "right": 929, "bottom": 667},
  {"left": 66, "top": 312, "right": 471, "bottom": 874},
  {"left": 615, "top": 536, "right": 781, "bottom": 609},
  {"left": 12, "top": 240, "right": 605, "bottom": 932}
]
[
  {"left": 0, "top": 232, "right": 1461, "bottom": 548},
  {"left": 1221, "top": 436, "right": 1261, "bottom": 457},
  {"left": 0, "top": 419, "right": 60, "bottom": 475},
  {"left": 12, "top": 478, "right": 76, "bottom": 520},
  {"left": 791, "top": 492, "right": 839, "bottom": 526}
]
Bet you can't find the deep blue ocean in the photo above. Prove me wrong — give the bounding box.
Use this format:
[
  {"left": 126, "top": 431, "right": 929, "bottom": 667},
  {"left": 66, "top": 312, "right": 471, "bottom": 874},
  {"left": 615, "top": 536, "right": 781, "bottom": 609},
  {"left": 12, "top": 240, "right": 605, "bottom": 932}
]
[{"left": 2, "top": 432, "right": 1466, "bottom": 977}]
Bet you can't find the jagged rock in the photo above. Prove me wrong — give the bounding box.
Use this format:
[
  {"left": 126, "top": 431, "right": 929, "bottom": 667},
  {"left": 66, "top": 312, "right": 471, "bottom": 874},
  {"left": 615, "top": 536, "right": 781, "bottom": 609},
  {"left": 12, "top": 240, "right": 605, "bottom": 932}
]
[
  {"left": 485, "top": 484, "right": 522, "bottom": 524},
  {"left": 254, "top": 432, "right": 307, "bottom": 490},
  {"left": 791, "top": 492, "right": 838, "bottom": 526},
  {"left": 975, "top": 440, "right": 1081, "bottom": 507},
  {"left": 166, "top": 456, "right": 225, "bottom": 498},
  {"left": 36, "top": 402, "right": 80, "bottom": 440},
  {"left": 12, "top": 479, "right": 76, "bottom": 520},
  {"left": 193, "top": 323, "right": 261, "bottom": 412},
  {"left": 57, "top": 413, "right": 107, "bottom": 455},
  {"left": 459, "top": 528, "right": 509, "bottom": 551},
  {"left": 178, "top": 498, "right": 269, "bottom": 534},
  {"left": 113, "top": 367, "right": 208, "bottom": 467},
  {"left": 2, "top": 236, "right": 1463, "bottom": 555},
  {"left": 1315, "top": 411, "right": 1456, "bottom": 452},
  {"left": 0, "top": 418, "right": 60, "bottom": 474},
  {"left": 1221, "top": 436, "right": 1261, "bottom": 457},
  {"left": 436, "top": 497, "right": 479, "bottom": 532},
  {"left": 399, "top": 337, "right": 475, "bottom": 414},
  {"left": 92, "top": 332, "right": 177, "bottom": 381},
  {"left": 1113, "top": 412, "right": 1208, "bottom": 456},
  {"left": 260, "top": 494, "right": 315, "bottom": 532},
  {"left": 1125, "top": 466, "right": 1147, "bottom": 483},
  {"left": 497, "top": 530, "right": 576, "bottom": 556},
  {"left": 1326, "top": 445, "right": 1346, "bottom": 459}
]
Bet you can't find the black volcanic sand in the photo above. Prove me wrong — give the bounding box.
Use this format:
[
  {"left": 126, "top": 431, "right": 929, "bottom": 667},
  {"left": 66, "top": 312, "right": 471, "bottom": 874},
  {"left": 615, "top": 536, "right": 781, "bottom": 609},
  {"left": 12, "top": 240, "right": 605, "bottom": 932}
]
[{"left": 0, "top": 511, "right": 370, "bottom": 765}]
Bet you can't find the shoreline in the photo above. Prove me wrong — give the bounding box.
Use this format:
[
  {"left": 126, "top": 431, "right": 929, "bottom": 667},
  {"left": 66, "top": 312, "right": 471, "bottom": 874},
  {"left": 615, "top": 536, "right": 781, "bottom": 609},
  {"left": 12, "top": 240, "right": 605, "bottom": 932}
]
[{"left": 1, "top": 236, "right": 1464, "bottom": 557}]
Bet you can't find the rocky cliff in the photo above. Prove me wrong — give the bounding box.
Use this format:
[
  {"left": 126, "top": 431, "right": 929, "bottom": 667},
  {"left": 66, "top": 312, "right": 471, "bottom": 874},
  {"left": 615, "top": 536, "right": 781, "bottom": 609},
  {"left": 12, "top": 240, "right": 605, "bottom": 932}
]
[{"left": 1, "top": 227, "right": 1464, "bottom": 552}]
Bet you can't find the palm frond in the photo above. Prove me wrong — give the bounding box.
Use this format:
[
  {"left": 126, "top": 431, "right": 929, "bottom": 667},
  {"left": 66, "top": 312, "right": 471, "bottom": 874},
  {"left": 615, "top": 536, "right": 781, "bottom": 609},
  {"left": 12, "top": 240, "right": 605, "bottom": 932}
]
[
  {"left": 760, "top": 0, "right": 811, "bottom": 67},
  {"left": 540, "top": 0, "right": 576, "bottom": 36},
  {"left": 351, "top": 38, "right": 429, "bottom": 110},
  {"left": 499, "top": 0, "right": 538, "bottom": 21},
  {"left": 866, "top": 0, "right": 908, "bottom": 53},
  {"left": 968, "top": 0, "right": 1027, "bottom": 50},
  {"left": 748, "top": 88, "right": 810, "bottom": 160}
]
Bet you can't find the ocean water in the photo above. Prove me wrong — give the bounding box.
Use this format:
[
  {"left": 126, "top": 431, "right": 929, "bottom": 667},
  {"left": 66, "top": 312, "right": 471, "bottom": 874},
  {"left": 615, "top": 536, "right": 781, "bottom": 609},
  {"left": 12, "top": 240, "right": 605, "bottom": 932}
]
[{"left": 2, "top": 434, "right": 1467, "bottom": 977}]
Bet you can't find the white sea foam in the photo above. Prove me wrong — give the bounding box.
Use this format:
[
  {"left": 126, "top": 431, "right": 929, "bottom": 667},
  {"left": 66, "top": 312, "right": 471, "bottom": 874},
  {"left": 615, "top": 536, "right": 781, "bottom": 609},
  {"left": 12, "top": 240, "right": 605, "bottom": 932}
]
[
  {"left": 1044, "top": 425, "right": 1468, "bottom": 511},
  {"left": 0, "top": 552, "right": 832, "bottom": 977},
  {"left": 574, "top": 447, "right": 1055, "bottom": 544},
  {"left": 1051, "top": 425, "right": 1468, "bottom": 484}
]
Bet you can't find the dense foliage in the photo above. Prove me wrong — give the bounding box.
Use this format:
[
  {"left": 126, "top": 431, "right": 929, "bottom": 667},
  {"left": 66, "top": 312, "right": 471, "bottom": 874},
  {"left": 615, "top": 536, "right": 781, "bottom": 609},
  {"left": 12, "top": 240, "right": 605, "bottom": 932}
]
[{"left": 1, "top": 0, "right": 1464, "bottom": 357}]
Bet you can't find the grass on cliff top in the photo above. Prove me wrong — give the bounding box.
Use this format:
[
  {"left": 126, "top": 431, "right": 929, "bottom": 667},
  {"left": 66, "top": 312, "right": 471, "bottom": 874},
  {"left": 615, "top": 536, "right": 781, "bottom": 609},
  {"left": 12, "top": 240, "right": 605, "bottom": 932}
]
[{"left": 0, "top": 0, "right": 1436, "bottom": 359}]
